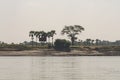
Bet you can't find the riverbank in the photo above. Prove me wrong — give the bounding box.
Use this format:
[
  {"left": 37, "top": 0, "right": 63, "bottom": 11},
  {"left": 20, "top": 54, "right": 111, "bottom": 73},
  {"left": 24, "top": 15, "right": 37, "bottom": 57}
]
[{"left": 0, "top": 49, "right": 120, "bottom": 56}]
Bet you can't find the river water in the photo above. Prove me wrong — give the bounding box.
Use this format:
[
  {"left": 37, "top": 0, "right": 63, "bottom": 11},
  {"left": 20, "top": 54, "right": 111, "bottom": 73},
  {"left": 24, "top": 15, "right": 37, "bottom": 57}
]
[{"left": 0, "top": 56, "right": 120, "bottom": 80}]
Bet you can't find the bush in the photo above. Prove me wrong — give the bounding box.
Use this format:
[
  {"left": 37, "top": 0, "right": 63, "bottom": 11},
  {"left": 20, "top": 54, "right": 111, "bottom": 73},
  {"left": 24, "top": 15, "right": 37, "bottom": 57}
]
[
  {"left": 54, "top": 39, "right": 71, "bottom": 51},
  {"left": 0, "top": 44, "right": 32, "bottom": 51},
  {"left": 48, "top": 43, "right": 52, "bottom": 49}
]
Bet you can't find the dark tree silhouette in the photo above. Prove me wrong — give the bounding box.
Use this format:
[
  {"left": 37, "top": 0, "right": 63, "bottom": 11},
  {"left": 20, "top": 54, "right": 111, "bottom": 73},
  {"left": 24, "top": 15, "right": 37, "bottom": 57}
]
[
  {"left": 61, "top": 25, "right": 84, "bottom": 45},
  {"left": 34, "top": 31, "right": 39, "bottom": 47},
  {"left": 29, "top": 31, "right": 35, "bottom": 47},
  {"left": 47, "top": 31, "right": 51, "bottom": 43},
  {"left": 50, "top": 30, "right": 56, "bottom": 46}
]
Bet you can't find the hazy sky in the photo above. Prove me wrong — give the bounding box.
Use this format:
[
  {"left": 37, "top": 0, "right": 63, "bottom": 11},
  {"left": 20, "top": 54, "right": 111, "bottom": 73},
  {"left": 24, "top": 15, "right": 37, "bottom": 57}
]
[{"left": 0, "top": 0, "right": 120, "bottom": 43}]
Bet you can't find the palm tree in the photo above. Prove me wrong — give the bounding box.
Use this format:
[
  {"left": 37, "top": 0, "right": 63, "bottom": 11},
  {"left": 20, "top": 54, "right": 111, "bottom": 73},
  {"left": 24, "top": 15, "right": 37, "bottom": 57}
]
[
  {"left": 34, "top": 31, "right": 39, "bottom": 47},
  {"left": 61, "top": 25, "right": 84, "bottom": 45},
  {"left": 47, "top": 31, "right": 52, "bottom": 43},
  {"left": 38, "top": 31, "right": 44, "bottom": 46},
  {"left": 91, "top": 39, "right": 94, "bottom": 45},
  {"left": 50, "top": 30, "right": 56, "bottom": 46},
  {"left": 38, "top": 31, "right": 47, "bottom": 46},
  {"left": 29, "top": 31, "right": 35, "bottom": 47},
  {"left": 86, "top": 39, "right": 91, "bottom": 46},
  {"left": 96, "top": 39, "right": 99, "bottom": 46},
  {"left": 42, "top": 31, "right": 47, "bottom": 43}
]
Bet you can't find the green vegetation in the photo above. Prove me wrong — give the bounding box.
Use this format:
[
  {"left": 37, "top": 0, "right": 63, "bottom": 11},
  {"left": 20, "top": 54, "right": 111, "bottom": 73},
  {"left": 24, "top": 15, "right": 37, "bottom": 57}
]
[
  {"left": 28, "top": 25, "right": 120, "bottom": 50},
  {"left": 54, "top": 39, "right": 71, "bottom": 52},
  {"left": 0, "top": 43, "right": 32, "bottom": 51},
  {"left": 61, "top": 25, "right": 84, "bottom": 45},
  {"left": 0, "top": 25, "right": 120, "bottom": 53},
  {"left": 94, "top": 46, "right": 120, "bottom": 52},
  {"left": 29, "top": 30, "right": 56, "bottom": 47},
  {"left": 79, "top": 39, "right": 120, "bottom": 46},
  {"left": 29, "top": 31, "right": 34, "bottom": 47}
]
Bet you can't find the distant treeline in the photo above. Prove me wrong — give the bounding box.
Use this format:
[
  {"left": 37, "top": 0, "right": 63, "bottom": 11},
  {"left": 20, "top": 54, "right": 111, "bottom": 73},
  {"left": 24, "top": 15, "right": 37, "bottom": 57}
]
[
  {"left": 28, "top": 25, "right": 120, "bottom": 47},
  {"left": 75, "top": 39, "right": 120, "bottom": 46},
  {"left": 21, "top": 39, "right": 120, "bottom": 46},
  {"left": 0, "top": 25, "right": 120, "bottom": 48}
]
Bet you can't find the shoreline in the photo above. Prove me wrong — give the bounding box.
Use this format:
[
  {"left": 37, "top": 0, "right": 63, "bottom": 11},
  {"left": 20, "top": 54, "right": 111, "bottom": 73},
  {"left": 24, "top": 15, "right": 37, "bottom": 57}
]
[{"left": 0, "top": 49, "right": 120, "bottom": 56}]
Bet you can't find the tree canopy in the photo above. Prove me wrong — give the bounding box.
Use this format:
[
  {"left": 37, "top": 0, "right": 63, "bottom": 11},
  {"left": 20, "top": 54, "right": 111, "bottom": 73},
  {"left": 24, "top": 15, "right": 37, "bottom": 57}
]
[{"left": 61, "top": 25, "right": 85, "bottom": 45}]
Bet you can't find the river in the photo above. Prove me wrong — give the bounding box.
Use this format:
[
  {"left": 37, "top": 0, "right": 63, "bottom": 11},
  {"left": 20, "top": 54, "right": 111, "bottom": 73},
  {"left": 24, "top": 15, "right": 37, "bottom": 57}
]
[{"left": 0, "top": 56, "right": 120, "bottom": 80}]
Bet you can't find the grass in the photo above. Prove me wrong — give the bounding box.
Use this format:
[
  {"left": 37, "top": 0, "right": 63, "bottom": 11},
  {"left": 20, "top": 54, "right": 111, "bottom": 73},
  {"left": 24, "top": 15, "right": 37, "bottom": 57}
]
[
  {"left": 70, "top": 45, "right": 120, "bottom": 51},
  {"left": 0, "top": 44, "right": 120, "bottom": 52}
]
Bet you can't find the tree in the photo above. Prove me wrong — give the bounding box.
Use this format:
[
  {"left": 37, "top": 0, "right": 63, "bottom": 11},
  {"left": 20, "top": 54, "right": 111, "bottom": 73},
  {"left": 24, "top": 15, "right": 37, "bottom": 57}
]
[
  {"left": 50, "top": 30, "right": 56, "bottom": 46},
  {"left": 38, "top": 31, "right": 47, "bottom": 45},
  {"left": 96, "top": 39, "right": 100, "bottom": 46},
  {"left": 54, "top": 39, "right": 71, "bottom": 51},
  {"left": 86, "top": 39, "right": 91, "bottom": 46},
  {"left": 91, "top": 39, "right": 94, "bottom": 45},
  {"left": 29, "top": 31, "right": 35, "bottom": 47},
  {"left": 61, "top": 25, "right": 85, "bottom": 45},
  {"left": 34, "top": 31, "right": 39, "bottom": 47},
  {"left": 47, "top": 31, "right": 52, "bottom": 43}
]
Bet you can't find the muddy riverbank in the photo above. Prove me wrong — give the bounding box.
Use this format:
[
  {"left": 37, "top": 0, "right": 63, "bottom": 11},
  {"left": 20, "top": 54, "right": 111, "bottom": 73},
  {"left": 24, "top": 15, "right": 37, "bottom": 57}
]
[{"left": 0, "top": 49, "right": 119, "bottom": 56}]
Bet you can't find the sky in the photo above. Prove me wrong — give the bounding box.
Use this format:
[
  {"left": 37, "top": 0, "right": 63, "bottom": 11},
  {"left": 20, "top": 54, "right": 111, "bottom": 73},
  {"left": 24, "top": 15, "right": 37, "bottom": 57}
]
[{"left": 0, "top": 0, "right": 120, "bottom": 43}]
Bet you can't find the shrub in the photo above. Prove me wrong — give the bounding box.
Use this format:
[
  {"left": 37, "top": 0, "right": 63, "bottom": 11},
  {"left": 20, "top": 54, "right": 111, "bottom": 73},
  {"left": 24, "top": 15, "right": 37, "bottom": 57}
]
[
  {"left": 48, "top": 43, "right": 52, "bottom": 49},
  {"left": 54, "top": 39, "right": 71, "bottom": 51}
]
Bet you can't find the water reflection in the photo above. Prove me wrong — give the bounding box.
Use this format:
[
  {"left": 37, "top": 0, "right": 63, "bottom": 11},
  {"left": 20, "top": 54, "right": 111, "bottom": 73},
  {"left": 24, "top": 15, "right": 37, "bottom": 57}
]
[
  {"left": 0, "top": 57, "right": 120, "bottom": 80},
  {"left": 31, "top": 57, "right": 120, "bottom": 80},
  {"left": 31, "top": 57, "right": 79, "bottom": 80}
]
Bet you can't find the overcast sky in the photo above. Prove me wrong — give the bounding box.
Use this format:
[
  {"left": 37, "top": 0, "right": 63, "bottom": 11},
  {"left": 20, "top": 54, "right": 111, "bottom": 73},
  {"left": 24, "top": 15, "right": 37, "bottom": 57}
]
[{"left": 0, "top": 0, "right": 120, "bottom": 43}]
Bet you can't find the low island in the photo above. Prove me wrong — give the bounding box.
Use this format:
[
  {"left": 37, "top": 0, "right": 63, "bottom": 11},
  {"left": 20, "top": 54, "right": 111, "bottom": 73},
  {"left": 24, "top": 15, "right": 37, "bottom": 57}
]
[
  {"left": 0, "top": 25, "right": 120, "bottom": 56},
  {"left": 0, "top": 45, "right": 120, "bottom": 56}
]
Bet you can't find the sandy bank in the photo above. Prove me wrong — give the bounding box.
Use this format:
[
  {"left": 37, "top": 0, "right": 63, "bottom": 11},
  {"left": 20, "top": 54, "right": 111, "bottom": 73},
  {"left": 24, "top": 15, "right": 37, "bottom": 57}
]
[{"left": 0, "top": 49, "right": 119, "bottom": 56}]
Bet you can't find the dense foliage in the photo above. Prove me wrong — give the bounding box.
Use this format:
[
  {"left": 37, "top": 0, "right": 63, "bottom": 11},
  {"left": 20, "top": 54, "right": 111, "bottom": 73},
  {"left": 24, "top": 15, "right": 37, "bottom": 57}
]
[
  {"left": 61, "top": 25, "right": 84, "bottom": 45},
  {"left": 54, "top": 39, "right": 71, "bottom": 51},
  {"left": 29, "top": 30, "right": 56, "bottom": 47}
]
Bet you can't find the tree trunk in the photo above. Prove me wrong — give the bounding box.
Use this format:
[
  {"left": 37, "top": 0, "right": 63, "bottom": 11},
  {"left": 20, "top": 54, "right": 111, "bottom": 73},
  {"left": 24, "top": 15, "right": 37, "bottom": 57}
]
[
  {"left": 32, "top": 37, "right": 33, "bottom": 47},
  {"left": 48, "top": 38, "right": 50, "bottom": 43},
  {"left": 52, "top": 37, "right": 53, "bottom": 47},
  {"left": 71, "top": 37, "right": 74, "bottom": 45},
  {"left": 36, "top": 37, "right": 37, "bottom": 47}
]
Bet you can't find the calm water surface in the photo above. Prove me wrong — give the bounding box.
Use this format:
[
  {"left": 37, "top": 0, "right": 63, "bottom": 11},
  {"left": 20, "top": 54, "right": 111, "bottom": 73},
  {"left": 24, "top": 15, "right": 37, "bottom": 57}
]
[{"left": 0, "top": 56, "right": 120, "bottom": 80}]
